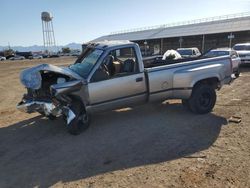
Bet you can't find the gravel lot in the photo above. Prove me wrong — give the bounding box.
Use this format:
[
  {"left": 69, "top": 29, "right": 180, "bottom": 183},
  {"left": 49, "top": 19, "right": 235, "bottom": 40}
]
[{"left": 0, "top": 57, "right": 249, "bottom": 188}]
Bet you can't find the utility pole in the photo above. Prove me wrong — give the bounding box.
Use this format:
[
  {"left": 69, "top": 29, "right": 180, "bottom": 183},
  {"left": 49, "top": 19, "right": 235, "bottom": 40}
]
[
  {"left": 202, "top": 35, "right": 205, "bottom": 53},
  {"left": 228, "top": 33, "right": 235, "bottom": 48},
  {"left": 179, "top": 37, "right": 183, "bottom": 48},
  {"left": 144, "top": 41, "right": 148, "bottom": 56},
  {"left": 160, "top": 38, "right": 164, "bottom": 55}
]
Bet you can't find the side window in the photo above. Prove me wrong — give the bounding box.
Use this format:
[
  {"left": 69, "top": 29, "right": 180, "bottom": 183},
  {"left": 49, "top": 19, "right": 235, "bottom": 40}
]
[{"left": 91, "top": 47, "right": 139, "bottom": 82}]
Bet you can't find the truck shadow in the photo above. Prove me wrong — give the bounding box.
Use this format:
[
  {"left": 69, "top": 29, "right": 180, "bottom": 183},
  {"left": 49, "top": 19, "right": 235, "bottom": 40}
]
[
  {"left": 0, "top": 102, "right": 227, "bottom": 187},
  {"left": 240, "top": 64, "right": 250, "bottom": 73}
]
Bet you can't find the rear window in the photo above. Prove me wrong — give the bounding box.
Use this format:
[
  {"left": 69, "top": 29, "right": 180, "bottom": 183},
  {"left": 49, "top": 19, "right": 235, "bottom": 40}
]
[{"left": 233, "top": 45, "right": 250, "bottom": 51}]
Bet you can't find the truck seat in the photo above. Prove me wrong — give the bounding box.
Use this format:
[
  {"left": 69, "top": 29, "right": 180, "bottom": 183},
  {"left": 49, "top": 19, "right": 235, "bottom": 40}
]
[{"left": 122, "top": 59, "right": 135, "bottom": 72}]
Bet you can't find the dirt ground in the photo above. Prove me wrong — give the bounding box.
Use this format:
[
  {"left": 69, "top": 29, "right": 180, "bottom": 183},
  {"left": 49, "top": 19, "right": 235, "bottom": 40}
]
[{"left": 0, "top": 57, "right": 249, "bottom": 188}]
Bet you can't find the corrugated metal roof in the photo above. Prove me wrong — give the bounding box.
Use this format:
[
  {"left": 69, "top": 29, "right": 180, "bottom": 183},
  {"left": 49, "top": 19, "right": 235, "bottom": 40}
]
[{"left": 92, "top": 12, "right": 250, "bottom": 42}]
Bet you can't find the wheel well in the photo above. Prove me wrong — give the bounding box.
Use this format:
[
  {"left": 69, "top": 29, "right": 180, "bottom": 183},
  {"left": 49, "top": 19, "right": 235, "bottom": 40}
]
[
  {"left": 194, "top": 77, "right": 220, "bottom": 89},
  {"left": 69, "top": 95, "right": 86, "bottom": 111}
]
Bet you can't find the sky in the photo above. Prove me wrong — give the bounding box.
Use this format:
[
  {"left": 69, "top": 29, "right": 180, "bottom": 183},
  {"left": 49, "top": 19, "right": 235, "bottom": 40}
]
[{"left": 0, "top": 0, "right": 250, "bottom": 46}]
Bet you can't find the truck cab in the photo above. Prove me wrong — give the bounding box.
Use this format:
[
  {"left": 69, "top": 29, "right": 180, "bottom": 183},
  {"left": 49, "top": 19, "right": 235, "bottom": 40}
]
[{"left": 82, "top": 41, "right": 147, "bottom": 112}]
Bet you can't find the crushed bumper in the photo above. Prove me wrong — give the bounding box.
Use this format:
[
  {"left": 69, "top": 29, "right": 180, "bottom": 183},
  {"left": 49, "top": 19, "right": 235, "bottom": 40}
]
[
  {"left": 17, "top": 100, "right": 59, "bottom": 115},
  {"left": 16, "top": 100, "right": 76, "bottom": 124}
]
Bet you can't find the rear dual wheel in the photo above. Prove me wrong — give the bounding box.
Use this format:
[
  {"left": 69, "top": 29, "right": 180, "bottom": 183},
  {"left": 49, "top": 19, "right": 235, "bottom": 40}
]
[{"left": 182, "top": 84, "right": 216, "bottom": 114}]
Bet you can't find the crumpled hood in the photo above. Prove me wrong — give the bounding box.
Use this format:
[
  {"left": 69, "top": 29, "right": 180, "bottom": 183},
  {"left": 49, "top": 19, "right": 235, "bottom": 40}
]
[{"left": 20, "top": 64, "right": 83, "bottom": 89}]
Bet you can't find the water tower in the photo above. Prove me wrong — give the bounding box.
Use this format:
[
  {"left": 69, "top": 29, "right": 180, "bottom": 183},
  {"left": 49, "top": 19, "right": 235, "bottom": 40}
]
[{"left": 41, "top": 12, "right": 57, "bottom": 53}]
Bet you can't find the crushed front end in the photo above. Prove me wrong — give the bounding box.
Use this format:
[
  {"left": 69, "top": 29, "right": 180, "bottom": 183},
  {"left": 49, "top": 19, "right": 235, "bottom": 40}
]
[{"left": 16, "top": 64, "right": 83, "bottom": 126}]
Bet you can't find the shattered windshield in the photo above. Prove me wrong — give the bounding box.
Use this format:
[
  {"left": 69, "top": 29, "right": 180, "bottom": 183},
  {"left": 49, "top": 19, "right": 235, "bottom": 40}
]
[{"left": 69, "top": 48, "right": 103, "bottom": 78}]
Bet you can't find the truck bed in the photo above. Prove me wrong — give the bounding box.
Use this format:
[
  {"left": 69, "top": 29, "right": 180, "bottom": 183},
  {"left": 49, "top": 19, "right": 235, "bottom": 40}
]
[
  {"left": 143, "top": 55, "right": 205, "bottom": 68},
  {"left": 144, "top": 55, "right": 232, "bottom": 102}
]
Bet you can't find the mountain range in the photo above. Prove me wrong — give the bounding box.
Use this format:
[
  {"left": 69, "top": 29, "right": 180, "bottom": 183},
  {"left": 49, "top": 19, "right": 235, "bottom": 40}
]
[{"left": 0, "top": 43, "right": 82, "bottom": 52}]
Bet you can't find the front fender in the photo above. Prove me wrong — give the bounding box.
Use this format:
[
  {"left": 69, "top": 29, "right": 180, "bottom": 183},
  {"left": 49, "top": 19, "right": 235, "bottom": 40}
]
[{"left": 50, "top": 80, "right": 84, "bottom": 104}]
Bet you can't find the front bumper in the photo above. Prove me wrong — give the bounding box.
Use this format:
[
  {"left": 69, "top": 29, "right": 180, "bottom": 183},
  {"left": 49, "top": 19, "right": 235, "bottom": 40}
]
[
  {"left": 17, "top": 100, "right": 60, "bottom": 115},
  {"left": 16, "top": 100, "right": 76, "bottom": 124}
]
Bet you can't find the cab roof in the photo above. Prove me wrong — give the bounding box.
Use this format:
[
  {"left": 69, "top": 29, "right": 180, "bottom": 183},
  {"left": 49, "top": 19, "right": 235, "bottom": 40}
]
[{"left": 86, "top": 40, "right": 134, "bottom": 50}]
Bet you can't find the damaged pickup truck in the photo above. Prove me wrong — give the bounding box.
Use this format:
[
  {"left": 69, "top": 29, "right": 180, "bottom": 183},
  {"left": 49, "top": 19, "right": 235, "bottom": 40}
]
[{"left": 17, "top": 41, "right": 234, "bottom": 135}]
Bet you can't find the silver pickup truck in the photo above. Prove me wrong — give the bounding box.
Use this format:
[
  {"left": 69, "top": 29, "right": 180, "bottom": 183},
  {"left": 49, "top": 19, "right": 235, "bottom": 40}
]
[{"left": 17, "top": 41, "right": 233, "bottom": 135}]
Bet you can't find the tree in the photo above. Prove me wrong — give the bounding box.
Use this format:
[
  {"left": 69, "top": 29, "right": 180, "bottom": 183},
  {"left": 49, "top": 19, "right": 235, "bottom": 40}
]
[{"left": 62, "top": 47, "right": 71, "bottom": 54}]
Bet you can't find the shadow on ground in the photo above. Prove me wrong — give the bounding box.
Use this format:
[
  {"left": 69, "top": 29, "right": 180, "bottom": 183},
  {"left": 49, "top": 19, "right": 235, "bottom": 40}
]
[
  {"left": 240, "top": 64, "right": 250, "bottom": 73},
  {"left": 0, "top": 102, "right": 227, "bottom": 187}
]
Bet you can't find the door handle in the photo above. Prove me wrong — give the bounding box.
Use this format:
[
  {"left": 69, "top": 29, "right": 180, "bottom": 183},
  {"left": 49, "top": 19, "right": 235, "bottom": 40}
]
[{"left": 136, "top": 77, "right": 143, "bottom": 82}]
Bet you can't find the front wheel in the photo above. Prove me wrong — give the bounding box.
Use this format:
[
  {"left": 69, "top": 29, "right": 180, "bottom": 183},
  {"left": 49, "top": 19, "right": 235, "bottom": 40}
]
[
  {"left": 67, "top": 102, "right": 90, "bottom": 135},
  {"left": 188, "top": 84, "right": 216, "bottom": 114}
]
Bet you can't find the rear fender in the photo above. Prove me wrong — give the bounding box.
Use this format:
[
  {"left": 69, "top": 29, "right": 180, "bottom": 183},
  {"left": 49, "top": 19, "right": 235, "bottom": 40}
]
[{"left": 191, "top": 74, "right": 221, "bottom": 88}]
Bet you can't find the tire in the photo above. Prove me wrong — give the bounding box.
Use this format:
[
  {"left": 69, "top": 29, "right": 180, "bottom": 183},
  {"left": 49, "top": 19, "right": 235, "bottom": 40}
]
[
  {"left": 188, "top": 84, "right": 216, "bottom": 114},
  {"left": 67, "top": 101, "right": 90, "bottom": 135}
]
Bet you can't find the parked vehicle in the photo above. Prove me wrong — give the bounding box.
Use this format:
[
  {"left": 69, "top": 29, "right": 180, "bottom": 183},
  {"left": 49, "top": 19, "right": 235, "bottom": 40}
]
[
  {"left": 17, "top": 41, "right": 234, "bottom": 135},
  {"left": 71, "top": 52, "right": 81, "bottom": 57},
  {"left": 233, "top": 43, "right": 250, "bottom": 64},
  {"left": 9, "top": 55, "right": 25, "bottom": 60},
  {"left": 16, "top": 51, "right": 33, "bottom": 59},
  {"left": 203, "top": 48, "right": 241, "bottom": 77},
  {"left": 31, "top": 54, "right": 43, "bottom": 59},
  {"left": 0, "top": 56, "right": 6, "bottom": 61},
  {"left": 42, "top": 54, "right": 49, "bottom": 58},
  {"left": 49, "top": 54, "right": 60, "bottom": 58},
  {"left": 177, "top": 48, "right": 201, "bottom": 58}
]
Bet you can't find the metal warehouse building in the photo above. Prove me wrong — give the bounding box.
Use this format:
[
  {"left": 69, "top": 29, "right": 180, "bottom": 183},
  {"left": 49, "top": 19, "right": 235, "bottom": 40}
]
[{"left": 93, "top": 12, "right": 250, "bottom": 55}]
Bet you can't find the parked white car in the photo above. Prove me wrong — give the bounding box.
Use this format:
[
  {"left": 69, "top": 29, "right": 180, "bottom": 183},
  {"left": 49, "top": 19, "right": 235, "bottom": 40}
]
[
  {"left": 0, "top": 56, "right": 6, "bottom": 61},
  {"left": 177, "top": 48, "right": 201, "bottom": 58},
  {"left": 233, "top": 43, "right": 250, "bottom": 64},
  {"left": 9, "top": 55, "right": 25, "bottom": 60},
  {"left": 204, "top": 48, "right": 241, "bottom": 77}
]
